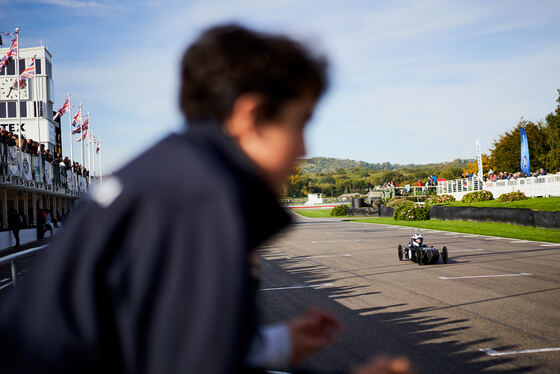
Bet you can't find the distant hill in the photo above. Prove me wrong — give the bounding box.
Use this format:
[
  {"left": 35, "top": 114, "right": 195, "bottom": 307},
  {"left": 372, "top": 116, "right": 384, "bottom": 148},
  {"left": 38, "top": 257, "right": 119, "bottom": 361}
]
[{"left": 298, "top": 157, "right": 472, "bottom": 174}]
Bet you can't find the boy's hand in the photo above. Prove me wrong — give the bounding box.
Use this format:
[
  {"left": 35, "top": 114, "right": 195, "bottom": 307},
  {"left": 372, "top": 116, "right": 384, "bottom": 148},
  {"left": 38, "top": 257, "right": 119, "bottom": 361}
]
[
  {"left": 288, "top": 308, "right": 342, "bottom": 366},
  {"left": 354, "top": 356, "right": 415, "bottom": 374}
]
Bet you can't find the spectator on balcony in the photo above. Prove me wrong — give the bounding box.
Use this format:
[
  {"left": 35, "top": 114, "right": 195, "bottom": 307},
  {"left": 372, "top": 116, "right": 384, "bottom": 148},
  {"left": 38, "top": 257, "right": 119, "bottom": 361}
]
[
  {"left": 535, "top": 168, "right": 546, "bottom": 177},
  {"left": 45, "top": 149, "right": 54, "bottom": 163},
  {"left": 63, "top": 157, "right": 71, "bottom": 170},
  {"left": 23, "top": 138, "right": 33, "bottom": 153},
  {"left": 53, "top": 152, "right": 62, "bottom": 164},
  {"left": 6, "top": 132, "right": 16, "bottom": 146}
]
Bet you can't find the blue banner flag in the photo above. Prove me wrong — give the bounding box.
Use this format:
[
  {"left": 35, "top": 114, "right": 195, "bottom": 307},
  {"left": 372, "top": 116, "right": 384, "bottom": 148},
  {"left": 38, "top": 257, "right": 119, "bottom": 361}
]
[{"left": 520, "top": 127, "right": 531, "bottom": 176}]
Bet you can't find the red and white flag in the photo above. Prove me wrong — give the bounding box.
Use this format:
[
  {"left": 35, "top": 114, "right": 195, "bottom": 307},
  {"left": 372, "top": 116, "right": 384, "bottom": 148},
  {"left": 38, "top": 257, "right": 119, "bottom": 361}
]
[
  {"left": 71, "top": 107, "right": 82, "bottom": 127},
  {"left": 76, "top": 129, "right": 88, "bottom": 142},
  {"left": 0, "top": 37, "right": 17, "bottom": 73},
  {"left": 20, "top": 56, "right": 36, "bottom": 79},
  {"left": 72, "top": 117, "right": 89, "bottom": 134},
  {"left": 53, "top": 95, "right": 70, "bottom": 120}
]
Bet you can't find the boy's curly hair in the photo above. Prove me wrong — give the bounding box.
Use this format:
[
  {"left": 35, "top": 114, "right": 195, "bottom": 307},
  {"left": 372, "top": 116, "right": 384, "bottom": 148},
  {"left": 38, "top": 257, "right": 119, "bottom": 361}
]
[{"left": 179, "top": 24, "right": 328, "bottom": 124}]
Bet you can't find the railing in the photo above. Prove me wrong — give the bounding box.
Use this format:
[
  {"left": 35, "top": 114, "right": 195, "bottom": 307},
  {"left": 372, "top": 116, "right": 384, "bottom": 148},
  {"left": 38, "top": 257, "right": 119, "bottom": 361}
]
[
  {"left": 0, "top": 245, "right": 46, "bottom": 289},
  {"left": 437, "top": 178, "right": 484, "bottom": 195},
  {"left": 0, "top": 143, "right": 89, "bottom": 193},
  {"left": 437, "top": 173, "right": 560, "bottom": 198}
]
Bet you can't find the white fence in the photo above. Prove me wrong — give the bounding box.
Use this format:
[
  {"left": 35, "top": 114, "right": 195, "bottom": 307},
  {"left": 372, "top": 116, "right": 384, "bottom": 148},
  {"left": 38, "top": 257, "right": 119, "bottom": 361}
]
[{"left": 438, "top": 173, "right": 560, "bottom": 200}]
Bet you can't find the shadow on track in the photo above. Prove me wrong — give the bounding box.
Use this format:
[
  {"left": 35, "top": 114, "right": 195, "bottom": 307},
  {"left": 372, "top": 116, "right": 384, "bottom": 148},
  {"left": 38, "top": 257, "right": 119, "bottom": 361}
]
[{"left": 258, "top": 249, "right": 536, "bottom": 374}]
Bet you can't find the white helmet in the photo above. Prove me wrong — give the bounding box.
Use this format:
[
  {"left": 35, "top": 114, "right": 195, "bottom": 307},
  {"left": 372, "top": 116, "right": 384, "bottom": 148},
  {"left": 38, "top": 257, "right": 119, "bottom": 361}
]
[{"left": 412, "top": 233, "right": 423, "bottom": 247}]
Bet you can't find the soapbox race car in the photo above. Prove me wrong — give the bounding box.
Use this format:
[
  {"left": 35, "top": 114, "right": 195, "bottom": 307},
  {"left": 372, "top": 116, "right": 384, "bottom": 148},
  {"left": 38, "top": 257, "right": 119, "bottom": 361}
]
[{"left": 397, "top": 230, "right": 448, "bottom": 265}]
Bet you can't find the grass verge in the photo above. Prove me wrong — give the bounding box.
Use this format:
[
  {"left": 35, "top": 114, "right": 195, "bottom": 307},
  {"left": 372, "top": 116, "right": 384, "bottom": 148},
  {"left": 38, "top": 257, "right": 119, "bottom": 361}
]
[
  {"left": 292, "top": 209, "right": 346, "bottom": 218},
  {"left": 348, "top": 217, "right": 560, "bottom": 243},
  {"left": 442, "top": 197, "right": 560, "bottom": 211}
]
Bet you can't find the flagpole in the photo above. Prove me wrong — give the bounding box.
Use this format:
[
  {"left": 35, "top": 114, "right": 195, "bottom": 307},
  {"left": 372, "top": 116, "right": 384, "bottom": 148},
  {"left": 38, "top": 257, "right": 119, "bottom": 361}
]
[
  {"left": 91, "top": 129, "right": 96, "bottom": 182},
  {"left": 68, "top": 93, "right": 73, "bottom": 165},
  {"left": 15, "top": 28, "right": 22, "bottom": 177},
  {"left": 80, "top": 104, "right": 84, "bottom": 174},
  {"left": 99, "top": 137, "right": 102, "bottom": 183},
  {"left": 87, "top": 112, "right": 91, "bottom": 185},
  {"left": 33, "top": 56, "right": 40, "bottom": 147}
]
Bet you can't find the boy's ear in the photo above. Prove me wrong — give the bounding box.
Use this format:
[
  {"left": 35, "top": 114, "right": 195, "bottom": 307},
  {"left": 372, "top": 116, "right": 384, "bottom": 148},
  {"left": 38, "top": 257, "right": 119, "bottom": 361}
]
[{"left": 225, "top": 93, "right": 262, "bottom": 138}]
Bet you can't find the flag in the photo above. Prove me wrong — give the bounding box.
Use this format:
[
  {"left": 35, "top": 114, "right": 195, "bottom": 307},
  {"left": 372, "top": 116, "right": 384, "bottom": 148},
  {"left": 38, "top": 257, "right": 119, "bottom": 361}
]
[
  {"left": 72, "top": 118, "right": 89, "bottom": 134},
  {"left": 76, "top": 129, "right": 88, "bottom": 142},
  {"left": 53, "top": 96, "right": 70, "bottom": 120},
  {"left": 88, "top": 134, "right": 95, "bottom": 144},
  {"left": 0, "top": 55, "right": 9, "bottom": 73},
  {"left": 71, "top": 107, "right": 82, "bottom": 127},
  {"left": 476, "top": 140, "right": 483, "bottom": 182},
  {"left": 6, "top": 37, "right": 17, "bottom": 58},
  {"left": 20, "top": 56, "right": 36, "bottom": 79},
  {"left": 520, "top": 127, "right": 531, "bottom": 176},
  {"left": 0, "top": 37, "right": 17, "bottom": 74},
  {"left": 96, "top": 139, "right": 100, "bottom": 154},
  {"left": 12, "top": 78, "right": 27, "bottom": 89}
]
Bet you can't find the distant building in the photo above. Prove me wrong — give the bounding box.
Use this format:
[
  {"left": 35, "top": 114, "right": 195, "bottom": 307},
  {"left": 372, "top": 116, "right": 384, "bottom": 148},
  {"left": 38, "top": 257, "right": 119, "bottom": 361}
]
[
  {"left": 304, "top": 193, "right": 324, "bottom": 206},
  {"left": 0, "top": 45, "right": 62, "bottom": 154}
]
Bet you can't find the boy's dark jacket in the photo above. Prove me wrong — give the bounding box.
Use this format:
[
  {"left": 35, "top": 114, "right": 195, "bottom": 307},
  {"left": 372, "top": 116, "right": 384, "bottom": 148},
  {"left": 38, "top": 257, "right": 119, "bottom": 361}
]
[{"left": 0, "top": 124, "right": 292, "bottom": 373}]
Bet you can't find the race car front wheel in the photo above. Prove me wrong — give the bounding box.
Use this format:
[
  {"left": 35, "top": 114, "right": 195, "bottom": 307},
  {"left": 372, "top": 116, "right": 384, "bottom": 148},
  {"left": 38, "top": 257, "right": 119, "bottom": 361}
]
[
  {"left": 442, "top": 246, "right": 448, "bottom": 264},
  {"left": 398, "top": 245, "right": 404, "bottom": 261}
]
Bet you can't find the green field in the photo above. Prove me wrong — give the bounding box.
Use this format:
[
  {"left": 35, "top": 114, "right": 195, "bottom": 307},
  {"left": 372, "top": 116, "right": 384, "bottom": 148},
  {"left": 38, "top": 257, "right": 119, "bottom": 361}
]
[
  {"left": 443, "top": 196, "right": 560, "bottom": 211},
  {"left": 349, "top": 217, "right": 560, "bottom": 243},
  {"left": 292, "top": 209, "right": 345, "bottom": 218}
]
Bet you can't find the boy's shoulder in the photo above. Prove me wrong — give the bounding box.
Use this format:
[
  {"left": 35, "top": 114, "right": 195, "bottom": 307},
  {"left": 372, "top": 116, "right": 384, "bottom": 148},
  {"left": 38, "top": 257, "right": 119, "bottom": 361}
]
[{"left": 114, "top": 132, "right": 241, "bottom": 204}]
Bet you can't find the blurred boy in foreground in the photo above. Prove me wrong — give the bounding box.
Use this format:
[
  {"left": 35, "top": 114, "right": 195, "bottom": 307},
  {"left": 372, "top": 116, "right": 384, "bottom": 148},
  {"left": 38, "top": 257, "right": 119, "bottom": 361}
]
[{"left": 0, "top": 24, "right": 413, "bottom": 374}]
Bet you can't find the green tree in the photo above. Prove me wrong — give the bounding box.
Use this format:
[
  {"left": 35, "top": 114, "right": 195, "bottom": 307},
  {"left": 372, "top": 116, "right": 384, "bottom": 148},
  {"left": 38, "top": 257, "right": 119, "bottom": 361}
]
[
  {"left": 544, "top": 89, "right": 560, "bottom": 173},
  {"left": 489, "top": 120, "right": 549, "bottom": 173}
]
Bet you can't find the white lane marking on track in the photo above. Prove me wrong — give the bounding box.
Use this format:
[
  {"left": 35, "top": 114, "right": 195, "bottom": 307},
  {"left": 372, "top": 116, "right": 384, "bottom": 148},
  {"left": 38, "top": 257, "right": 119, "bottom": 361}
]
[
  {"left": 480, "top": 347, "right": 560, "bottom": 356},
  {"left": 510, "top": 240, "right": 530, "bottom": 243},
  {"left": 540, "top": 243, "right": 559, "bottom": 247},
  {"left": 438, "top": 273, "right": 531, "bottom": 280},
  {"left": 260, "top": 283, "right": 333, "bottom": 291},
  {"left": 451, "top": 249, "right": 485, "bottom": 252},
  {"left": 286, "top": 254, "right": 352, "bottom": 259},
  {"left": 311, "top": 240, "right": 360, "bottom": 244},
  {"left": 444, "top": 233, "right": 458, "bottom": 236}
]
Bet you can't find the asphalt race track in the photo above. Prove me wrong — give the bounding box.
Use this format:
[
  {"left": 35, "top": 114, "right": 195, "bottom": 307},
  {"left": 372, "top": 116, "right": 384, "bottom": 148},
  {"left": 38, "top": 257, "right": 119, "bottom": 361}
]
[{"left": 258, "top": 213, "right": 560, "bottom": 374}]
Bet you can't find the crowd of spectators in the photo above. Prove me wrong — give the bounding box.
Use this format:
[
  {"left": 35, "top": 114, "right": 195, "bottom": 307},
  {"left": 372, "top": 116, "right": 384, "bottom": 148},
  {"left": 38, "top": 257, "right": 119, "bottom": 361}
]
[
  {"left": 486, "top": 168, "right": 548, "bottom": 182},
  {"left": 0, "top": 128, "right": 89, "bottom": 177}
]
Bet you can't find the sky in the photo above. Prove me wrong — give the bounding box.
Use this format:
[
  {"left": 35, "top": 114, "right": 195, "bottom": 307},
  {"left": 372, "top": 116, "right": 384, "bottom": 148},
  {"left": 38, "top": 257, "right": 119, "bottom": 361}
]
[{"left": 1, "top": 0, "right": 559, "bottom": 173}]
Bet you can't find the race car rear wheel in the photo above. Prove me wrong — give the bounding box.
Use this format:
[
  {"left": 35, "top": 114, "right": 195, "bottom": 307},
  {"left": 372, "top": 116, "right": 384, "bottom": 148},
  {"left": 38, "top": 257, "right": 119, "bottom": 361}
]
[
  {"left": 398, "top": 245, "right": 403, "bottom": 261},
  {"left": 418, "top": 251, "right": 424, "bottom": 265},
  {"left": 442, "top": 246, "right": 448, "bottom": 264},
  {"left": 425, "top": 250, "right": 433, "bottom": 264}
]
